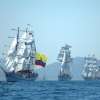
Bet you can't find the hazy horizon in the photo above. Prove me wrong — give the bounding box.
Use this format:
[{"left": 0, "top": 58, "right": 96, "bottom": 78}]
[{"left": 0, "top": 56, "right": 84, "bottom": 81}]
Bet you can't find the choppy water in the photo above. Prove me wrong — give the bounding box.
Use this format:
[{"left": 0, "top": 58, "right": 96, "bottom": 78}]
[{"left": 0, "top": 81, "right": 100, "bottom": 100}]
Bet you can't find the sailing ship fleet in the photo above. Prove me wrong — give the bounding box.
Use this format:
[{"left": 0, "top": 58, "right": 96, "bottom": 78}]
[{"left": 0, "top": 26, "right": 100, "bottom": 81}]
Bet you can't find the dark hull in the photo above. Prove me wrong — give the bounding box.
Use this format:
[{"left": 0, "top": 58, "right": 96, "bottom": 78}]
[
  {"left": 6, "top": 72, "right": 38, "bottom": 82},
  {"left": 83, "top": 77, "right": 100, "bottom": 81}
]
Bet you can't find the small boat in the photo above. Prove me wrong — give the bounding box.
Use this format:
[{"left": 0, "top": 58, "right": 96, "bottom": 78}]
[{"left": 43, "top": 74, "right": 46, "bottom": 81}]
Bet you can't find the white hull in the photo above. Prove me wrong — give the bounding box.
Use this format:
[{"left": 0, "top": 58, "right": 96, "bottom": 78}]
[
  {"left": 6, "top": 72, "right": 38, "bottom": 82},
  {"left": 83, "top": 77, "right": 100, "bottom": 81},
  {"left": 58, "top": 75, "right": 72, "bottom": 81}
]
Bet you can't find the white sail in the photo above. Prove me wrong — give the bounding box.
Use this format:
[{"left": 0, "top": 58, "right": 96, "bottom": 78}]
[
  {"left": 6, "top": 59, "right": 14, "bottom": 69},
  {"left": 8, "top": 35, "right": 27, "bottom": 72},
  {"left": 12, "top": 56, "right": 18, "bottom": 69},
  {"left": 88, "top": 72, "right": 92, "bottom": 77},
  {"left": 19, "top": 32, "right": 26, "bottom": 43},
  {"left": 17, "top": 43, "right": 28, "bottom": 59},
  {"left": 61, "top": 51, "right": 72, "bottom": 75},
  {"left": 28, "top": 38, "right": 36, "bottom": 70},
  {"left": 82, "top": 55, "right": 100, "bottom": 79},
  {"left": 26, "top": 37, "right": 34, "bottom": 45},
  {"left": 7, "top": 36, "right": 17, "bottom": 57},
  {"left": 5, "top": 36, "right": 17, "bottom": 63},
  {"left": 57, "top": 53, "right": 63, "bottom": 62},
  {"left": 15, "top": 35, "right": 36, "bottom": 72},
  {"left": 15, "top": 43, "right": 28, "bottom": 72},
  {"left": 15, "top": 58, "right": 27, "bottom": 72},
  {"left": 58, "top": 44, "right": 73, "bottom": 77},
  {"left": 5, "top": 36, "right": 17, "bottom": 71}
]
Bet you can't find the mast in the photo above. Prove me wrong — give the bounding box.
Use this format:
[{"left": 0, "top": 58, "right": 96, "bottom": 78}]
[
  {"left": 5, "top": 27, "right": 20, "bottom": 72},
  {"left": 16, "top": 27, "right": 19, "bottom": 51},
  {"left": 30, "top": 32, "right": 36, "bottom": 71},
  {"left": 24, "top": 28, "right": 35, "bottom": 71},
  {"left": 11, "top": 27, "right": 26, "bottom": 72},
  {"left": 12, "top": 27, "right": 19, "bottom": 50}
]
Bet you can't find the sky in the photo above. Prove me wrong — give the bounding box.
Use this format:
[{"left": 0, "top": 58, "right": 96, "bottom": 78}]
[{"left": 0, "top": 0, "right": 100, "bottom": 65}]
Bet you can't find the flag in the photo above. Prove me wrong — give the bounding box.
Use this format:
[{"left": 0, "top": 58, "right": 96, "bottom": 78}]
[
  {"left": 93, "top": 54, "right": 95, "bottom": 57},
  {"left": 29, "top": 32, "right": 32, "bottom": 35},
  {"left": 35, "top": 53, "right": 47, "bottom": 67},
  {"left": 69, "top": 46, "right": 71, "bottom": 48},
  {"left": 35, "top": 60, "right": 46, "bottom": 67},
  {"left": 40, "top": 54, "right": 47, "bottom": 63},
  {"left": 27, "top": 24, "right": 32, "bottom": 27},
  {"left": 35, "top": 53, "right": 41, "bottom": 60},
  {"left": 2, "top": 53, "right": 4, "bottom": 55}
]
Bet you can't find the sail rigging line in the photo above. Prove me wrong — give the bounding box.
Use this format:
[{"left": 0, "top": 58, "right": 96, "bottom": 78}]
[{"left": 14, "top": 28, "right": 36, "bottom": 71}]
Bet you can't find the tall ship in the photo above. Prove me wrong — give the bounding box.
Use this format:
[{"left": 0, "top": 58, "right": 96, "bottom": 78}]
[
  {"left": 82, "top": 55, "right": 100, "bottom": 81},
  {"left": 0, "top": 26, "right": 47, "bottom": 82},
  {"left": 57, "top": 44, "right": 73, "bottom": 81}
]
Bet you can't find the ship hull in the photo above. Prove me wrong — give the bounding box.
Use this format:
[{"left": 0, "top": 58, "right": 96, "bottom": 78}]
[
  {"left": 83, "top": 77, "right": 100, "bottom": 81},
  {"left": 6, "top": 72, "right": 38, "bottom": 82},
  {"left": 58, "top": 75, "right": 72, "bottom": 81}
]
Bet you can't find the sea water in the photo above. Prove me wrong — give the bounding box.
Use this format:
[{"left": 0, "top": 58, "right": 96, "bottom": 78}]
[{"left": 0, "top": 81, "right": 100, "bottom": 100}]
